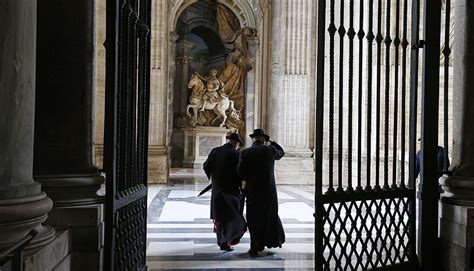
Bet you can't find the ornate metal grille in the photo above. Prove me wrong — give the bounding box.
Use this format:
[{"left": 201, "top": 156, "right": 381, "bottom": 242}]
[
  {"left": 104, "top": 0, "right": 151, "bottom": 270},
  {"left": 315, "top": 0, "right": 421, "bottom": 269}
]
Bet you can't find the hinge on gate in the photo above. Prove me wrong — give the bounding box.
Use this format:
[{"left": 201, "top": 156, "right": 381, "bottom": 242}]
[{"left": 114, "top": 214, "right": 119, "bottom": 227}]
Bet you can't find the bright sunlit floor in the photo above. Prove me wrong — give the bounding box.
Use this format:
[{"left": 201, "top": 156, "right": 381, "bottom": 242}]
[{"left": 146, "top": 168, "right": 316, "bottom": 270}]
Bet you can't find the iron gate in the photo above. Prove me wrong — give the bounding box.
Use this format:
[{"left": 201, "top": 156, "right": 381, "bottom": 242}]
[
  {"left": 314, "top": 0, "right": 423, "bottom": 269},
  {"left": 104, "top": 0, "right": 151, "bottom": 270}
]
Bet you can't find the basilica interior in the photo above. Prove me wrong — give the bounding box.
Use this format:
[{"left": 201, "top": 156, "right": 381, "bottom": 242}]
[{"left": 1, "top": 0, "right": 474, "bottom": 270}]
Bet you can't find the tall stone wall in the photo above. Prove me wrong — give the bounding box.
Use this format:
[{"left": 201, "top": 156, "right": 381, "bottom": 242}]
[{"left": 148, "top": 0, "right": 171, "bottom": 183}]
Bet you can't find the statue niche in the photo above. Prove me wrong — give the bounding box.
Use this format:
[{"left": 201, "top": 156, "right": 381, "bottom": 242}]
[{"left": 186, "top": 69, "right": 240, "bottom": 127}]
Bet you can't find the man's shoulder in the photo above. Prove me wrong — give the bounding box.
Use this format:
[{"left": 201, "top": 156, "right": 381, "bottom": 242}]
[
  {"left": 208, "top": 146, "right": 221, "bottom": 155},
  {"left": 211, "top": 145, "right": 224, "bottom": 152},
  {"left": 212, "top": 144, "right": 238, "bottom": 153},
  {"left": 240, "top": 147, "right": 251, "bottom": 155},
  {"left": 241, "top": 145, "right": 263, "bottom": 154}
]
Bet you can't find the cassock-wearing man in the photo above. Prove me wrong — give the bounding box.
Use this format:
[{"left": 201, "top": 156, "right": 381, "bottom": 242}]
[
  {"left": 237, "top": 128, "right": 286, "bottom": 256},
  {"left": 203, "top": 133, "right": 247, "bottom": 251}
]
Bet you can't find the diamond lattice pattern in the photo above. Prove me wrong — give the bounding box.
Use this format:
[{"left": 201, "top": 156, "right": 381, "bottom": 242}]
[{"left": 322, "top": 197, "right": 413, "bottom": 270}]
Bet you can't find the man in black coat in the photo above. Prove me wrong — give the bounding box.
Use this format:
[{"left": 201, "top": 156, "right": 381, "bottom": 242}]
[
  {"left": 237, "top": 128, "right": 285, "bottom": 256},
  {"left": 203, "top": 133, "right": 247, "bottom": 251}
]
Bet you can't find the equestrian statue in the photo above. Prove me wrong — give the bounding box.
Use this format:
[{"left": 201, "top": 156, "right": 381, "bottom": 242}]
[{"left": 186, "top": 69, "right": 240, "bottom": 127}]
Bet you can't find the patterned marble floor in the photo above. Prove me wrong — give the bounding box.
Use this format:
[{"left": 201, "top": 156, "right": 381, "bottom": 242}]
[{"left": 146, "top": 170, "right": 316, "bottom": 270}]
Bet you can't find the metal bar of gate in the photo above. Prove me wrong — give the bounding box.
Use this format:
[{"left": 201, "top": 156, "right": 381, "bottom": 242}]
[
  {"left": 366, "top": 0, "right": 374, "bottom": 191},
  {"left": 315, "top": 0, "right": 421, "bottom": 269},
  {"left": 408, "top": 0, "right": 421, "bottom": 264},
  {"left": 442, "top": 0, "right": 451, "bottom": 173},
  {"left": 357, "top": 0, "right": 364, "bottom": 192},
  {"left": 315, "top": 0, "right": 326, "bottom": 267},
  {"left": 418, "top": 0, "right": 442, "bottom": 269},
  {"left": 104, "top": 0, "right": 120, "bottom": 269}
]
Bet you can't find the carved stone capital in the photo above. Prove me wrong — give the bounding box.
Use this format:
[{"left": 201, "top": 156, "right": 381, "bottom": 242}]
[{"left": 176, "top": 55, "right": 193, "bottom": 64}]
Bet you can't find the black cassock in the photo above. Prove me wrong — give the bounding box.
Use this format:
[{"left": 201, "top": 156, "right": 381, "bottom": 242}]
[
  {"left": 203, "top": 143, "right": 246, "bottom": 246},
  {"left": 238, "top": 141, "right": 285, "bottom": 251}
]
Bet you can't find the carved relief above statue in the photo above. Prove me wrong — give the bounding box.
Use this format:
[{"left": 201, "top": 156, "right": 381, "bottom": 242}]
[{"left": 186, "top": 71, "right": 240, "bottom": 128}]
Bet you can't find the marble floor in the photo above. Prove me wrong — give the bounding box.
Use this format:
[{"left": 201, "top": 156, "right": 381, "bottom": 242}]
[{"left": 146, "top": 169, "right": 316, "bottom": 270}]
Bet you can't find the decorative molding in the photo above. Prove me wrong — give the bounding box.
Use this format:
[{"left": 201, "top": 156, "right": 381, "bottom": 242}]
[
  {"left": 176, "top": 55, "right": 193, "bottom": 64},
  {"left": 149, "top": 145, "right": 170, "bottom": 155}
]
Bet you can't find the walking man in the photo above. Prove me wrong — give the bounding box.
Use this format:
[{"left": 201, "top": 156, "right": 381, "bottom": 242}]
[
  {"left": 237, "top": 128, "right": 286, "bottom": 256},
  {"left": 203, "top": 133, "right": 247, "bottom": 251}
]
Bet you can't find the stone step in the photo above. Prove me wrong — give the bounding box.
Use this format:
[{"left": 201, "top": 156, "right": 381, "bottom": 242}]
[{"left": 24, "top": 230, "right": 70, "bottom": 271}]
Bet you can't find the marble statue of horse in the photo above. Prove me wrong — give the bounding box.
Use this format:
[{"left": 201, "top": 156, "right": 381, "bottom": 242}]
[{"left": 186, "top": 73, "right": 240, "bottom": 127}]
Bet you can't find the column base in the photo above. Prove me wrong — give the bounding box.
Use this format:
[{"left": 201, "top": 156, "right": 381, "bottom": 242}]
[
  {"left": 440, "top": 175, "right": 474, "bottom": 206},
  {"left": 35, "top": 174, "right": 104, "bottom": 207},
  {"left": 0, "top": 192, "right": 55, "bottom": 252},
  {"left": 46, "top": 203, "right": 104, "bottom": 271},
  {"left": 24, "top": 230, "right": 70, "bottom": 270},
  {"left": 275, "top": 154, "right": 315, "bottom": 185},
  {"left": 149, "top": 145, "right": 170, "bottom": 184},
  {"left": 439, "top": 202, "right": 474, "bottom": 271}
]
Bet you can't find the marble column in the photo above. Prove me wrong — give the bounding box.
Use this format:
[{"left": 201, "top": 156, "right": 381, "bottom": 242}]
[
  {"left": 174, "top": 38, "right": 196, "bottom": 122},
  {"left": 168, "top": 32, "right": 180, "bottom": 144},
  {"left": 440, "top": 0, "right": 474, "bottom": 204},
  {"left": 171, "top": 38, "right": 196, "bottom": 167},
  {"left": 267, "top": 0, "right": 284, "bottom": 140},
  {"left": 245, "top": 36, "right": 259, "bottom": 147},
  {"left": 34, "top": 1, "right": 104, "bottom": 269},
  {"left": 34, "top": 0, "right": 103, "bottom": 207},
  {"left": 439, "top": 1, "right": 474, "bottom": 270},
  {"left": 0, "top": 0, "right": 55, "bottom": 252},
  {"left": 267, "top": 0, "right": 315, "bottom": 184},
  {"left": 148, "top": 0, "right": 171, "bottom": 184}
]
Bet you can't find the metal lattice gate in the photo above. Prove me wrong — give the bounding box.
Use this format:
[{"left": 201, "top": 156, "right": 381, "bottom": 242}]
[
  {"left": 314, "top": 0, "right": 423, "bottom": 269},
  {"left": 103, "top": 0, "right": 151, "bottom": 270}
]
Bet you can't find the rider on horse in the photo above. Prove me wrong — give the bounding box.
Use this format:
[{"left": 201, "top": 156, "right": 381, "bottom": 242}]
[{"left": 195, "top": 69, "right": 225, "bottom": 111}]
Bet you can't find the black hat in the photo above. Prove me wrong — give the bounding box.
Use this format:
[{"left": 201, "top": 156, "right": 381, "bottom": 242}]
[
  {"left": 249, "top": 128, "right": 270, "bottom": 141},
  {"left": 226, "top": 133, "right": 243, "bottom": 145}
]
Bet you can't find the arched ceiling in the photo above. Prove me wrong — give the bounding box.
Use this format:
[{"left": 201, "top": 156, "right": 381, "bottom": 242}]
[
  {"left": 175, "top": 1, "right": 226, "bottom": 56},
  {"left": 190, "top": 26, "right": 226, "bottom": 56},
  {"left": 169, "top": 0, "right": 258, "bottom": 32}
]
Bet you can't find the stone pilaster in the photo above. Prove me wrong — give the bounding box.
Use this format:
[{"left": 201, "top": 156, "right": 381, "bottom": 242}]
[
  {"left": 34, "top": 1, "right": 104, "bottom": 269},
  {"left": 245, "top": 36, "right": 259, "bottom": 147},
  {"left": 148, "top": 0, "right": 170, "bottom": 183},
  {"left": 0, "top": 0, "right": 55, "bottom": 252},
  {"left": 174, "top": 39, "right": 196, "bottom": 121},
  {"left": 439, "top": 1, "right": 474, "bottom": 270},
  {"left": 168, "top": 32, "right": 180, "bottom": 144},
  {"left": 267, "top": 0, "right": 315, "bottom": 184},
  {"left": 171, "top": 38, "right": 196, "bottom": 167}
]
